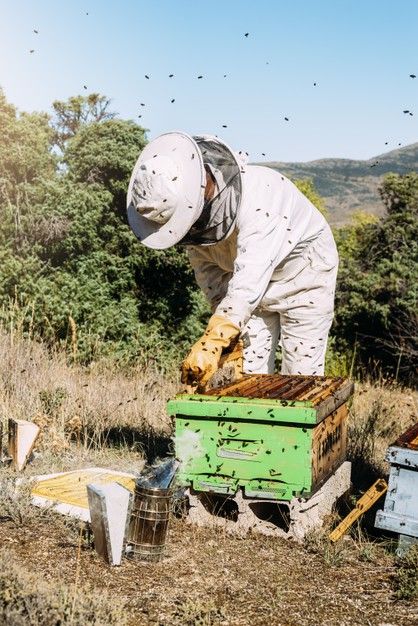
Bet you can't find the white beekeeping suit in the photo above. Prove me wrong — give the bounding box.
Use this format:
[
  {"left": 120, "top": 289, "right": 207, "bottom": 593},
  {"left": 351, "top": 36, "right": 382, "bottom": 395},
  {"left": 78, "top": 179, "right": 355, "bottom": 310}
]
[
  {"left": 126, "top": 131, "right": 338, "bottom": 382},
  {"left": 186, "top": 163, "right": 338, "bottom": 376}
]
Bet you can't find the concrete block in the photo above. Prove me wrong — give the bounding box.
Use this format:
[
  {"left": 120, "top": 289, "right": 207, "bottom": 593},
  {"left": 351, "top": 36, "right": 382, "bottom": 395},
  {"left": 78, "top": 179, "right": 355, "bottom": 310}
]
[
  {"left": 185, "top": 461, "right": 351, "bottom": 542},
  {"left": 87, "top": 482, "right": 132, "bottom": 566},
  {"left": 397, "top": 533, "right": 418, "bottom": 557},
  {"left": 8, "top": 418, "right": 40, "bottom": 471}
]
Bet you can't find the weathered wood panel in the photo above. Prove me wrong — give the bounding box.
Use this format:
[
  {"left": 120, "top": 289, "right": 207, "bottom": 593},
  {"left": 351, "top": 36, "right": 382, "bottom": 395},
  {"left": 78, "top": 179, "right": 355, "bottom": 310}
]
[{"left": 312, "top": 404, "right": 348, "bottom": 488}]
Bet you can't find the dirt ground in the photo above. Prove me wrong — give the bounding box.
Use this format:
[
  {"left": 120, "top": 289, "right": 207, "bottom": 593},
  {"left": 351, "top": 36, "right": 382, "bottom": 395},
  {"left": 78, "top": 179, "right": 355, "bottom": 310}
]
[
  {"left": 1, "top": 512, "right": 417, "bottom": 626},
  {"left": 1, "top": 339, "right": 417, "bottom": 625}
]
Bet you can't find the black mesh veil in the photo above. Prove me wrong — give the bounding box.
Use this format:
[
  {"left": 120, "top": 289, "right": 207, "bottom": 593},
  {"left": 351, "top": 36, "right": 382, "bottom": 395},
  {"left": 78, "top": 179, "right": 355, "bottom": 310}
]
[{"left": 179, "top": 136, "right": 243, "bottom": 246}]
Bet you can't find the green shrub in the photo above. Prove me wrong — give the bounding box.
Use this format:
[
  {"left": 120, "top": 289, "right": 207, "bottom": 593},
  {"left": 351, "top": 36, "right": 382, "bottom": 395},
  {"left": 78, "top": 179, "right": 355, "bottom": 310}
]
[
  {"left": 334, "top": 174, "right": 418, "bottom": 383},
  {"left": 0, "top": 91, "right": 206, "bottom": 366},
  {"left": 1, "top": 89, "right": 417, "bottom": 382}
]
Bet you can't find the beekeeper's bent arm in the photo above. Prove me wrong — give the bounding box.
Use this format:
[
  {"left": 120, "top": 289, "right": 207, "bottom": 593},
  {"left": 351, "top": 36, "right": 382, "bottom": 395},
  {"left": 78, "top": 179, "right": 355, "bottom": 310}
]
[
  {"left": 187, "top": 246, "right": 231, "bottom": 312},
  {"left": 214, "top": 170, "right": 324, "bottom": 329},
  {"left": 214, "top": 222, "right": 286, "bottom": 327}
]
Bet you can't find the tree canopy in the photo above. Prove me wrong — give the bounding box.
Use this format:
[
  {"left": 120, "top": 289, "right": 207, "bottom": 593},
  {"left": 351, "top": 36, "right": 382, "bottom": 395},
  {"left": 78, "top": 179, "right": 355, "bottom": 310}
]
[
  {"left": 0, "top": 89, "right": 416, "bottom": 380},
  {"left": 0, "top": 90, "right": 203, "bottom": 367},
  {"left": 335, "top": 173, "right": 418, "bottom": 381},
  {"left": 52, "top": 94, "right": 116, "bottom": 149}
]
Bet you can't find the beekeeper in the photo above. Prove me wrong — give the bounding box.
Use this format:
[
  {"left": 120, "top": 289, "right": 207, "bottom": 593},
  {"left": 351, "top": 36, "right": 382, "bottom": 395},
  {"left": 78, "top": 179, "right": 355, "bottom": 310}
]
[{"left": 127, "top": 132, "right": 338, "bottom": 386}]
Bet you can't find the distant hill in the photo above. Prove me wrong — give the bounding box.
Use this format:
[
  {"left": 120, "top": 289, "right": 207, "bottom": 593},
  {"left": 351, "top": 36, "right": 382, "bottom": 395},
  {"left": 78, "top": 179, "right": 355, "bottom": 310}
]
[{"left": 261, "top": 142, "right": 418, "bottom": 225}]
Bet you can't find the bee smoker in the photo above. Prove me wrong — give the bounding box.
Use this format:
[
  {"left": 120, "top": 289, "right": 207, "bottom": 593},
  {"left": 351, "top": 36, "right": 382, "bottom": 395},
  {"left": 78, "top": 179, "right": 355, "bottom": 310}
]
[{"left": 127, "top": 459, "right": 178, "bottom": 562}]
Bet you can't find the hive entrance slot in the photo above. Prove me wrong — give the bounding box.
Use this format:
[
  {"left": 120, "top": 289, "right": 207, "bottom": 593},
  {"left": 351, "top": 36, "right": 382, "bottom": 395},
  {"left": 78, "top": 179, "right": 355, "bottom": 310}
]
[
  {"left": 248, "top": 501, "right": 290, "bottom": 532},
  {"left": 199, "top": 493, "right": 239, "bottom": 522}
]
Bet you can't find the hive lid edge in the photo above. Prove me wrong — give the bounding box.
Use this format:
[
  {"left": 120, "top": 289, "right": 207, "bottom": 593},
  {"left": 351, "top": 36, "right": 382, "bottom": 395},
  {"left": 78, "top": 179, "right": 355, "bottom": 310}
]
[
  {"left": 169, "top": 393, "right": 314, "bottom": 408},
  {"left": 391, "top": 422, "right": 418, "bottom": 450},
  {"left": 314, "top": 379, "right": 355, "bottom": 417}
]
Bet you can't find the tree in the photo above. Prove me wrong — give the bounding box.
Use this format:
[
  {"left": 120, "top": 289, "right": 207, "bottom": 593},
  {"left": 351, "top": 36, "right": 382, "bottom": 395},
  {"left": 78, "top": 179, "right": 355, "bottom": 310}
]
[
  {"left": 0, "top": 90, "right": 203, "bottom": 365},
  {"left": 334, "top": 173, "right": 418, "bottom": 381},
  {"left": 51, "top": 94, "right": 116, "bottom": 149},
  {"left": 0, "top": 88, "right": 55, "bottom": 240},
  {"left": 64, "top": 118, "right": 146, "bottom": 205}
]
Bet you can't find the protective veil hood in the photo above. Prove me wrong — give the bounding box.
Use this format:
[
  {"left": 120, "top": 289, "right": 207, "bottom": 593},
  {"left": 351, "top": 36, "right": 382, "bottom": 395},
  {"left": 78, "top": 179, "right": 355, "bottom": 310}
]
[{"left": 180, "top": 135, "right": 243, "bottom": 246}]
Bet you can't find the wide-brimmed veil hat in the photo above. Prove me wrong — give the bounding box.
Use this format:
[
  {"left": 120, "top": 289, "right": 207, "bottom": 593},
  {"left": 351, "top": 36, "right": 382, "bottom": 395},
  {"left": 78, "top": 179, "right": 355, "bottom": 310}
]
[{"left": 127, "top": 131, "right": 242, "bottom": 249}]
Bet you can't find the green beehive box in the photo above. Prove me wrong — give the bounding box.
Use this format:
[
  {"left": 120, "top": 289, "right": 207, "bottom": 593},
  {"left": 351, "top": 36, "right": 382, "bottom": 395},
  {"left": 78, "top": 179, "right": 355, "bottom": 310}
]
[{"left": 168, "top": 374, "right": 354, "bottom": 501}]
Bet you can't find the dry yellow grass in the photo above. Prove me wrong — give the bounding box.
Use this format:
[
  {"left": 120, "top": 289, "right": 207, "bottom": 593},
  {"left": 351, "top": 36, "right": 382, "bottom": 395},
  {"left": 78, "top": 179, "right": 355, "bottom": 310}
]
[
  {"left": 0, "top": 330, "right": 176, "bottom": 456},
  {"left": 0, "top": 547, "right": 128, "bottom": 625},
  {"left": 1, "top": 329, "right": 416, "bottom": 475},
  {"left": 349, "top": 379, "right": 417, "bottom": 481}
]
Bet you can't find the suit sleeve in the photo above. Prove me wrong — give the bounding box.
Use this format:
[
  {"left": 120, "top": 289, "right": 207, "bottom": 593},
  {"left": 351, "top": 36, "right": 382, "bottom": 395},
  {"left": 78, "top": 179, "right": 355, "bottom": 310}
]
[
  {"left": 213, "top": 205, "right": 297, "bottom": 328},
  {"left": 187, "top": 246, "right": 231, "bottom": 312}
]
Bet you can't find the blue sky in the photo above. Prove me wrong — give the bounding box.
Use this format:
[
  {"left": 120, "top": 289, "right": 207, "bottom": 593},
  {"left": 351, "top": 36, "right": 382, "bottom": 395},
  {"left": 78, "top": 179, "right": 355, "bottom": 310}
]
[{"left": 0, "top": 0, "right": 417, "bottom": 161}]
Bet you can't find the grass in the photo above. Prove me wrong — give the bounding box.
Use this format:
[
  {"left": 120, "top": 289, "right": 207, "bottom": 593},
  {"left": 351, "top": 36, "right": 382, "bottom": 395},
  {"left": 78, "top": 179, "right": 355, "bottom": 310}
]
[
  {"left": 0, "top": 329, "right": 175, "bottom": 455},
  {"left": 170, "top": 597, "right": 226, "bottom": 626},
  {"left": 304, "top": 527, "right": 352, "bottom": 567},
  {"left": 0, "top": 549, "right": 127, "bottom": 625},
  {"left": 0, "top": 329, "right": 417, "bottom": 625},
  {"left": 348, "top": 379, "right": 417, "bottom": 490},
  {"left": 0, "top": 471, "right": 55, "bottom": 527},
  {"left": 395, "top": 545, "right": 418, "bottom": 600}
]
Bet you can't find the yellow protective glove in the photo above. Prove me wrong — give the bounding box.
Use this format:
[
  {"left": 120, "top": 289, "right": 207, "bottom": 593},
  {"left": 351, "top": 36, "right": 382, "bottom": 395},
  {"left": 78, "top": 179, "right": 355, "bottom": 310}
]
[{"left": 181, "top": 314, "right": 241, "bottom": 386}]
